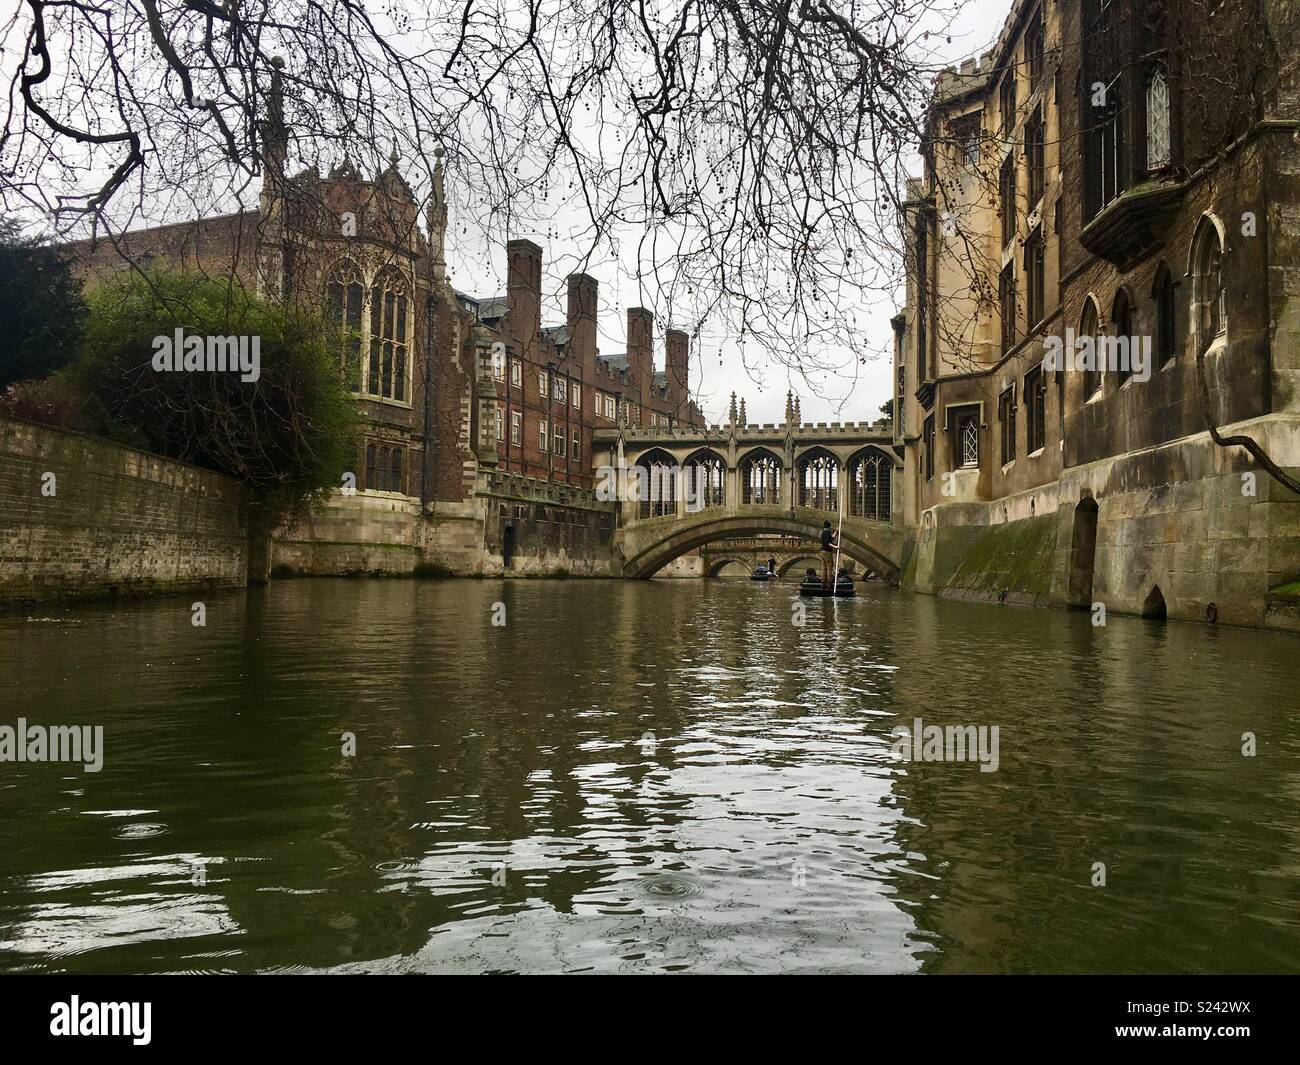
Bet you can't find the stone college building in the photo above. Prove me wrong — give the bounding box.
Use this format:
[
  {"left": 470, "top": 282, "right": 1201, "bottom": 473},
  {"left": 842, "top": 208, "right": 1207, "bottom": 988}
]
[{"left": 894, "top": 0, "right": 1300, "bottom": 629}]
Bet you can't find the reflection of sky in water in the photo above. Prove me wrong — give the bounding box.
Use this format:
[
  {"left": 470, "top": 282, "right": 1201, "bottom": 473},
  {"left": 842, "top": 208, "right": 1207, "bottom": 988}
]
[{"left": 0, "top": 855, "right": 240, "bottom": 959}]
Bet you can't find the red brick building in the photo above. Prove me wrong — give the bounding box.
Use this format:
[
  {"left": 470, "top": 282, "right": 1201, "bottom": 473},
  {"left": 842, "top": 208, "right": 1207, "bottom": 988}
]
[{"left": 64, "top": 72, "right": 702, "bottom": 506}]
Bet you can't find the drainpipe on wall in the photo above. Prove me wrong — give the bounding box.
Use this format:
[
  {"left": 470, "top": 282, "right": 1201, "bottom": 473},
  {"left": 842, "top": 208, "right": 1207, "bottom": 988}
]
[
  {"left": 564, "top": 366, "right": 572, "bottom": 484},
  {"left": 422, "top": 296, "right": 435, "bottom": 508},
  {"left": 546, "top": 361, "right": 556, "bottom": 483},
  {"left": 505, "top": 345, "right": 513, "bottom": 473}
]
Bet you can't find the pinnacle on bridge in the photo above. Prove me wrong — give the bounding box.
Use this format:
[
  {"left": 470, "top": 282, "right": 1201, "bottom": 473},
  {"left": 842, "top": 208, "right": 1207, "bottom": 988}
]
[
  {"left": 794, "top": 395, "right": 801, "bottom": 423},
  {"left": 728, "top": 392, "right": 737, "bottom": 427},
  {"left": 739, "top": 397, "right": 747, "bottom": 424},
  {"left": 784, "top": 391, "right": 794, "bottom": 424}
]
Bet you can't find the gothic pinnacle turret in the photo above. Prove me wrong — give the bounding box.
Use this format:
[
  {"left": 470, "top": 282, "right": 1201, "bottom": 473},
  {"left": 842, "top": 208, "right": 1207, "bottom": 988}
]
[{"left": 427, "top": 145, "right": 448, "bottom": 282}]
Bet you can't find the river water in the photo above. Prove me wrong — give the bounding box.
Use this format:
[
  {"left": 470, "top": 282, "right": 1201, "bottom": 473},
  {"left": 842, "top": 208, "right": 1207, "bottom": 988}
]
[{"left": 1, "top": 577, "right": 1298, "bottom": 974}]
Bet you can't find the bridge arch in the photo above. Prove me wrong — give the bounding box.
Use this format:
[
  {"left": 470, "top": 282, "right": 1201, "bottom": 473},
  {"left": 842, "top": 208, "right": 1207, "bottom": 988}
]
[
  {"left": 620, "top": 512, "right": 901, "bottom": 581},
  {"left": 705, "top": 556, "right": 748, "bottom": 578},
  {"left": 776, "top": 555, "right": 824, "bottom": 578}
]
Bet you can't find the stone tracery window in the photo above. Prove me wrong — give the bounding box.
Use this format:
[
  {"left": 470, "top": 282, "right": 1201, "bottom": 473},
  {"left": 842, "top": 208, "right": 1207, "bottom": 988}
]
[
  {"left": 369, "top": 269, "right": 409, "bottom": 402},
  {"left": 798, "top": 448, "right": 839, "bottom": 511},
  {"left": 684, "top": 449, "right": 726, "bottom": 509},
  {"left": 741, "top": 450, "right": 782, "bottom": 505},
  {"left": 1146, "top": 66, "right": 1171, "bottom": 171},
  {"left": 849, "top": 449, "right": 892, "bottom": 522},
  {"left": 636, "top": 449, "right": 678, "bottom": 518},
  {"left": 326, "top": 260, "right": 364, "bottom": 391},
  {"left": 365, "top": 442, "right": 405, "bottom": 493},
  {"left": 329, "top": 260, "right": 413, "bottom": 402}
]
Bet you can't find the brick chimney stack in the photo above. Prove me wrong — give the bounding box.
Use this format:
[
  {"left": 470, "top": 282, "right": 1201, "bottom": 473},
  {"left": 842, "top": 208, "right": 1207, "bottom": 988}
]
[
  {"left": 627, "top": 307, "right": 654, "bottom": 419},
  {"left": 506, "top": 239, "right": 542, "bottom": 350},
  {"left": 665, "top": 328, "right": 689, "bottom": 415},
  {"left": 566, "top": 273, "right": 599, "bottom": 378}
]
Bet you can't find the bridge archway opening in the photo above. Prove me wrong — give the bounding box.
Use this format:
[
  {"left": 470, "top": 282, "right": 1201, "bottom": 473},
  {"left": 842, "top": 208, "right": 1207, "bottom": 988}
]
[
  {"left": 629, "top": 514, "right": 899, "bottom": 582},
  {"left": 710, "top": 560, "right": 752, "bottom": 579},
  {"left": 704, "top": 557, "right": 745, "bottom": 578},
  {"left": 776, "top": 555, "right": 823, "bottom": 579}
]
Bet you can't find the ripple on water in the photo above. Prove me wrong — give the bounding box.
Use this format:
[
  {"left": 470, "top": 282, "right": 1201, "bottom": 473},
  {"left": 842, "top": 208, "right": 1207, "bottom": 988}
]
[
  {"left": 632, "top": 872, "right": 705, "bottom": 902},
  {"left": 112, "top": 823, "right": 169, "bottom": 841}
]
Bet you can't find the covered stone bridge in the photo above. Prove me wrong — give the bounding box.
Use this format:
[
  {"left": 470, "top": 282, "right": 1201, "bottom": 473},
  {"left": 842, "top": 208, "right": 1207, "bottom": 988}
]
[{"left": 590, "top": 418, "right": 905, "bottom": 580}]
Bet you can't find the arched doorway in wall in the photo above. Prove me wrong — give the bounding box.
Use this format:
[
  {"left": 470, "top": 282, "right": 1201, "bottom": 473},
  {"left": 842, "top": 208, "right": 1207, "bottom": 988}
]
[
  {"left": 1142, "top": 585, "right": 1167, "bottom": 620},
  {"left": 1068, "top": 497, "right": 1099, "bottom": 609},
  {"left": 502, "top": 524, "right": 516, "bottom": 568}
]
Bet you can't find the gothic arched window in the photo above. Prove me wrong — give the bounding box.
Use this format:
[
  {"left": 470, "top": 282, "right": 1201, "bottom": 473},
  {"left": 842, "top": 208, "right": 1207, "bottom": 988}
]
[
  {"left": 1153, "top": 263, "right": 1177, "bottom": 365},
  {"left": 1146, "top": 65, "right": 1171, "bottom": 171},
  {"left": 635, "top": 449, "right": 678, "bottom": 519},
  {"left": 326, "top": 260, "right": 364, "bottom": 391},
  {"left": 684, "top": 449, "right": 725, "bottom": 510},
  {"left": 369, "top": 270, "right": 410, "bottom": 402},
  {"left": 1112, "top": 288, "right": 1135, "bottom": 385},
  {"left": 1081, "top": 298, "right": 1102, "bottom": 399},
  {"left": 798, "top": 448, "right": 839, "bottom": 511},
  {"left": 1192, "top": 217, "right": 1226, "bottom": 351},
  {"left": 741, "top": 450, "right": 782, "bottom": 505},
  {"left": 849, "top": 449, "right": 892, "bottom": 522}
]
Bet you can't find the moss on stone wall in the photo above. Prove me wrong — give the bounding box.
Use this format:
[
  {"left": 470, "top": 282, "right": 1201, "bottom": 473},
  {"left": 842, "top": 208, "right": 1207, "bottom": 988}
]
[
  {"left": 941, "top": 514, "right": 1059, "bottom": 606},
  {"left": 899, "top": 542, "right": 919, "bottom": 590}
]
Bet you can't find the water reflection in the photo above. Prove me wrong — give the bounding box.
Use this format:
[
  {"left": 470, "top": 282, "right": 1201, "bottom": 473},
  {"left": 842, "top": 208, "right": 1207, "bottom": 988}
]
[{"left": 0, "top": 578, "right": 1297, "bottom": 973}]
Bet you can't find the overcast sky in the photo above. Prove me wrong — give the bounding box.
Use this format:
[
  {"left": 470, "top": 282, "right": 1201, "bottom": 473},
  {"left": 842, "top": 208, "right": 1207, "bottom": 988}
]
[
  {"left": 8, "top": 0, "right": 1013, "bottom": 428},
  {"left": 436, "top": 0, "right": 1012, "bottom": 427}
]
